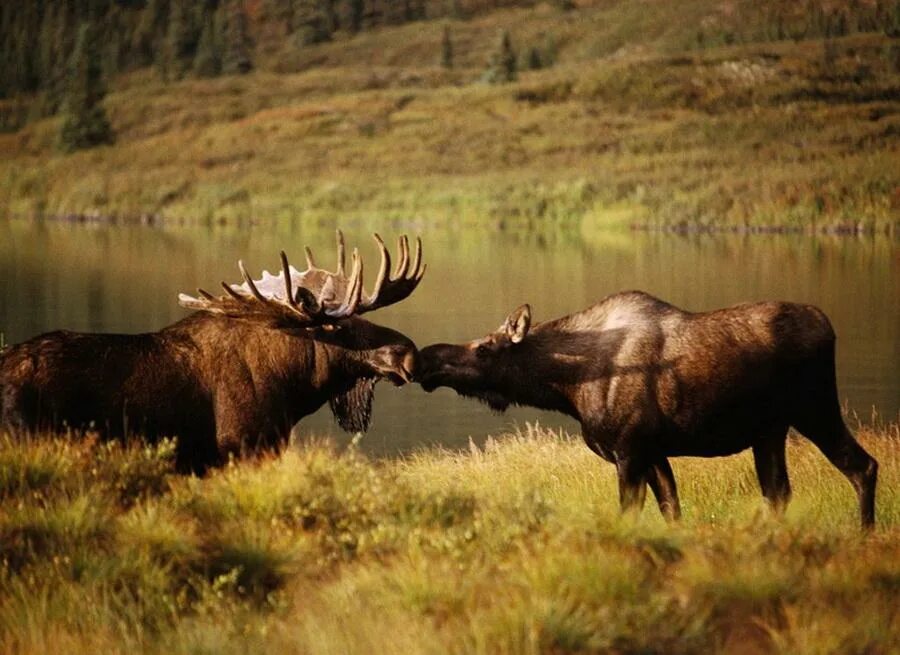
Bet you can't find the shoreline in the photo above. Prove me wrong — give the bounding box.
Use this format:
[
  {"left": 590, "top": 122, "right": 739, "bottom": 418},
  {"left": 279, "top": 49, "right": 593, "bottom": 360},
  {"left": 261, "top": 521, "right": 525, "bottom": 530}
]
[{"left": 4, "top": 211, "right": 898, "bottom": 238}]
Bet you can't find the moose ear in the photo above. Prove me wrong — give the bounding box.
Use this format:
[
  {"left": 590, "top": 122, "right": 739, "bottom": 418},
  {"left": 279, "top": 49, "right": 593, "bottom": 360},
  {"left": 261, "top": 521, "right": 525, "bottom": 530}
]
[{"left": 503, "top": 304, "right": 531, "bottom": 344}]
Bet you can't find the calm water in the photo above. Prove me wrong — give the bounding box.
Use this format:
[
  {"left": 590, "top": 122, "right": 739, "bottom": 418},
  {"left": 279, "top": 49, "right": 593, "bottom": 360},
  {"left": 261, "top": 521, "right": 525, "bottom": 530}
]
[{"left": 0, "top": 220, "right": 897, "bottom": 454}]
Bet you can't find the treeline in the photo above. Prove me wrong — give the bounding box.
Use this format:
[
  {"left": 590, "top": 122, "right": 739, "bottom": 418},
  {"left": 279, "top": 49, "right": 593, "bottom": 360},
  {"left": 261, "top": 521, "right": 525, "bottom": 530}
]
[
  {"left": 1, "top": 1, "right": 253, "bottom": 104},
  {"left": 2, "top": 0, "right": 898, "bottom": 132},
  {"left": 0, "top": 0, "right": 534, "bottom": 102},
  {"left": 706, "top": 0, "right": 900, "bottom": 48}
]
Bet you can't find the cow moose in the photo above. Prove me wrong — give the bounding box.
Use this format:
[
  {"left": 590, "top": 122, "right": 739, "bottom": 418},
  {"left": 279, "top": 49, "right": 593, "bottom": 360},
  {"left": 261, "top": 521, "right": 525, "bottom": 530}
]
[
  {"left": 0, "top": 232, "right": 425, "bottom": 473},
  {"left": 417, "top": 291, "right": 878, "bottom": 527}
]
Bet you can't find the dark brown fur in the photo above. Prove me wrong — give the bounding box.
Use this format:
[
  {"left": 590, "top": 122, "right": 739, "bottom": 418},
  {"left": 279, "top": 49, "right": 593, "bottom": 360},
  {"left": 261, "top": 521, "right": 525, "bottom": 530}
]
[
  {"left": 0, "top": 313, "right": 416, "bottom": 473},
  {"left": 418, "top": 291, "right": 877, "bottom": 527}
]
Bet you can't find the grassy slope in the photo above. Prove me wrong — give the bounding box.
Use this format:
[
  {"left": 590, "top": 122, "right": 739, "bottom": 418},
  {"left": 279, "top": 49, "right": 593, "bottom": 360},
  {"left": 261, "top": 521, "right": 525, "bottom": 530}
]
[
  {"left": 1, "top": 2, "right": 898, "bottom": 231},
  {"left": 1, "top": 421, "right": 899, "bottom": 654}
]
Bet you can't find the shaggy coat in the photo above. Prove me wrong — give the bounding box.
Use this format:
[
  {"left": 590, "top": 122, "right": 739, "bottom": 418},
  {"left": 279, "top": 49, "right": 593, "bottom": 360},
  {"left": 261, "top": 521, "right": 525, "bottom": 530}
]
[
  {"left": 1, "top": 314, "right": 415, "bottom": 472},
  {"left": 418, "top": 291, "right": 877, "bottom": 527}
]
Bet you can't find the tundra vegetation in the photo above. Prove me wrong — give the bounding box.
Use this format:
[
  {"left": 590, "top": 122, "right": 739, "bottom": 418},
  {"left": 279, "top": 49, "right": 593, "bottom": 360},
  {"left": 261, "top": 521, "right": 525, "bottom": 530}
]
[
  {"left": 0, "top": 420, "right": 898, "bottom": 654},
  {"left": 1, "top": 0, "right": 898, "bottom": 230}
]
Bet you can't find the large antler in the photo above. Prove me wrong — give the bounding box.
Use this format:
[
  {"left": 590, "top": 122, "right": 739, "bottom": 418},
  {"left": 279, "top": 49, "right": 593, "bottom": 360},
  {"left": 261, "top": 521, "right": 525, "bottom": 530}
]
[
  {"left": 178, "top": 231, "right": 425, "bottom": 325},
  {"left": 359, "top": 233, "right": 425, "bottom": 313}
]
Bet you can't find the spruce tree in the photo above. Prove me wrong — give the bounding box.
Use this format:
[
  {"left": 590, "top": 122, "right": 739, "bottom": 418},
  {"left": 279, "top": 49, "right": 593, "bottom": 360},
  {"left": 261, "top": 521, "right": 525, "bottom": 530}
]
[
  {"left": 348, "top": 0, "right": 365, "bottom": 33},
  {"left": 59, "top": 22, "right": 114, "bottom": 152},
  {"left": 165, "top": 0, "right": 197, "bottom": 79},
  {"left": 441, "top": 25, "right": 453, "bottom": 69},
  {"left": 222, "top": 0, "right": 253, "bottom": 75},
  {"left": 11, "top": 7, "right": 40, "bottom": 93},
  {"left": 193, "top": 8, "right": 222, "bottom": 77},
  {"left": 38, "top": 6, "right": 59, "bottom": 87},
  {"left": 524, "top": 45, "right": 542, "bottom": 70},
  {"left": 133, "top": 0, "right": 169, "bottom": 68},
  {"left": 321, "top": 0, "right": 338, "bottom": 33},
  {"left": 498, "top": 31, "right": 517, "bottom": 81},
  {"left": 37, "top": 5, "right": 67, "bottom": 113},
  {"left": 484, "top": 30, "right": 516, "bottom": 84}
]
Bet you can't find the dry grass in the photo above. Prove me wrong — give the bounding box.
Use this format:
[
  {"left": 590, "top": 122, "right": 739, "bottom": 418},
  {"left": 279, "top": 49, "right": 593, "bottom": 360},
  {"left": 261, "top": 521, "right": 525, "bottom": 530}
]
[{"left": 1, "top": 420, "right": 899, "bottom": 654}]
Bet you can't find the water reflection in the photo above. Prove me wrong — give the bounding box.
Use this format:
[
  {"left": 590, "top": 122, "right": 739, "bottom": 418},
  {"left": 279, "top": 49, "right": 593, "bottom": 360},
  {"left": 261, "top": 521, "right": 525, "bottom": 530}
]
[{"left": 0, "top": 220, "right": 897, "bottom": 454}]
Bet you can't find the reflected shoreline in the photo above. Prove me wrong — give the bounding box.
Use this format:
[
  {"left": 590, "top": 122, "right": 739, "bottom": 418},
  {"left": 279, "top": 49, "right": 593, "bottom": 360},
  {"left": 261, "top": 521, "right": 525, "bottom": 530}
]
[{"left": 3, "top": 213, "right": 898, "bottom": 238}]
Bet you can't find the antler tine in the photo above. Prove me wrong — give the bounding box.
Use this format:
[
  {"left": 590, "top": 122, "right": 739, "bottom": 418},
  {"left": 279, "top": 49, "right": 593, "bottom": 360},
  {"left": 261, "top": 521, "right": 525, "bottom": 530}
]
[
  {"left": 305, "top": 246, "right": 317, "bottom": 270},
  {"left": 331, "top": 248, "right": 362, "bottom": 316},
  {"left": 348, "top": 233, "right": 425, "bottom": 314},
  {"left": 197, "top": 288, "right": 216, "bottom": 301},
  {"left": 410, "top": 236, "right": 423, "bottom": 280},
  {"left": 238, "top": 261, "right": 268, "bottom": 303},
  {"left": 221, "top": 281, "right": 247, "bottom": 302},
  {"left": 280, "top": 251, "right": 298, "bottom": 308},
  {"left": 347, "top": 250, "right": 364, "bottom": 314},
  {"left": 335, "top": 230, "right": 346, "bottom": 276},
  {"left": 368, "top": 233, "right": 391, "bottom": 303},
  {"left": 394, "top": 235, "right": 410, "bottom": 279}
]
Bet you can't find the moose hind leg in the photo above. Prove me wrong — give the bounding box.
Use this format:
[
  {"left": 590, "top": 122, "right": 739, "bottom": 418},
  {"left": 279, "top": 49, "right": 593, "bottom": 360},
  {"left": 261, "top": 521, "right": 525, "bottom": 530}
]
[
  {"left": 795, "top": 416, "right": 877, "bottom": 528},
  {"left": 752, "top": 429, "right": 791, "bottom": 516},
  {"left": 1, "top": 382, "right": 34, "bottom": 435},
  {"left": 647, "top": 459, "right": 681, "bottom": 521}
]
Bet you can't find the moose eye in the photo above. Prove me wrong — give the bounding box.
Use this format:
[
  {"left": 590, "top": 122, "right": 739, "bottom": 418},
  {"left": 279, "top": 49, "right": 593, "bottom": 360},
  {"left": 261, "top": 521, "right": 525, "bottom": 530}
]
[{"left": 475, "top": 344, "right": 490, "bottom": 358}]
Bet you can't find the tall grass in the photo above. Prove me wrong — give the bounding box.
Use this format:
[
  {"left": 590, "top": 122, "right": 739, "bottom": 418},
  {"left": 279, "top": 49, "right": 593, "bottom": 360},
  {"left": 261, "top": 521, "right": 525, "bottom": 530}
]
[{"left": 1, "top": 421, "right": 898, "bottom": 653}]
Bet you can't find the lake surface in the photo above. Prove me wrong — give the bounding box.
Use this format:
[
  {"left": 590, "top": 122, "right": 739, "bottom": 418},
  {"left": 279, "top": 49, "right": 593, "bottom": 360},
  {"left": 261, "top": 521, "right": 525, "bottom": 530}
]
[{"left": 1, "top": 220, "right": 897, "bottom": 455}]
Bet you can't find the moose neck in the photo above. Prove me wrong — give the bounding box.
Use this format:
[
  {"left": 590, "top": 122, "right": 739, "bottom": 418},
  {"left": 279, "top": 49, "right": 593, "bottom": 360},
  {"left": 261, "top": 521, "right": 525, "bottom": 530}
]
[
  {"left": 312, "top": 340, "right": 371, "bottom": 393},
  {"left": 505, "top": 322, "right": 623, "bottom": 422},
  {"left": 499, "top": 338, "right": 582, "bottom": 418}
]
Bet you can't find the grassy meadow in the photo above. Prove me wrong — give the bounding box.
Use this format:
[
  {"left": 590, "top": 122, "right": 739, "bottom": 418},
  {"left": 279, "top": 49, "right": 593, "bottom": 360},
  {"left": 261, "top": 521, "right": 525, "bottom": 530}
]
[
  {"left": 1, "top": 420, "right": 899, "bottom": 654},
  {"left": 1, "top": 1, "right": 899, "bottom": 232}
]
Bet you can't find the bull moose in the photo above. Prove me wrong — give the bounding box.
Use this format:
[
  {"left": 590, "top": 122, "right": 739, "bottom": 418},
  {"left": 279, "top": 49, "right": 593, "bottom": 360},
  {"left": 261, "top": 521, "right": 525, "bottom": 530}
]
[
  {"left": 0, "top": 232, "right": 424, "bottom": 473},
  {"left": 417, "top": 291, "right": 877, "bottom": 527}
]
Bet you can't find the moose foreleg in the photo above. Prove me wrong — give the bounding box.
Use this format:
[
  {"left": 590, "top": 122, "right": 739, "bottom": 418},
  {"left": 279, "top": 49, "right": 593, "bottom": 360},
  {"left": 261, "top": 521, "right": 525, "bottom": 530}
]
[
  {"left": 616, "top": 456, "right": 649, "bottom": 516},
  {"left": 752, "top": 429, "right": 792, "bottom": 516}
]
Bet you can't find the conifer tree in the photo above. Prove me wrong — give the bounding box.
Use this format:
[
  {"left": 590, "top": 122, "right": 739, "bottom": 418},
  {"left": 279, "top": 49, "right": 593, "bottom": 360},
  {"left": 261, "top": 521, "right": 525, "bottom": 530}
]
[
  {"left": 498, "top": 30, "right": 517, "bottom": 81},
  {"left": 36, "top": 5, "right": 68, "bottom": 112},
  {"left": 222, "top": 0, "right": 253, "bottom": 75},
  {"left": 484, "top": 30, "right": 516, "bottom": 84},
  {"left": 321, "top": 0, "right": 339, "bottom": 33},
  {"left": 59, "top": 22, "right": 115, "bottom": 152},
  {"left": 105, "top": 9, "right": 125, "bottom": 81},
  {"left": 133, "top": 0, "right": 169, "bottom": 68},
  {"left": 441, "top": 25, "right": 453, "bottom": 69},
  {"left": 38, "top": 7, "right": 59, "bottom": 86},
  {"left": 524, "top": 45, "right": 542, "bottom": 70},
  {"left": 165, "top": 0, "right": 197, "bottom": 79},
  {"left": 348, "top": 0, "right": 365, "bottom": 33},
  {"left": 9, "top": 6, "right": 40, "bottom": 93},
  {"left": 193, "top": 8, "right": 222, "bottom": 77}
]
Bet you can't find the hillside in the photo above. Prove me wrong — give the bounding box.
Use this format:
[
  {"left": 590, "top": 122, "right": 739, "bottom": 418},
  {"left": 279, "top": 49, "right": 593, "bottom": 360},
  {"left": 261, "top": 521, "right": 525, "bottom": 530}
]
[{"left": 1, "top": 1, "right": 899, "bottom": 231}]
